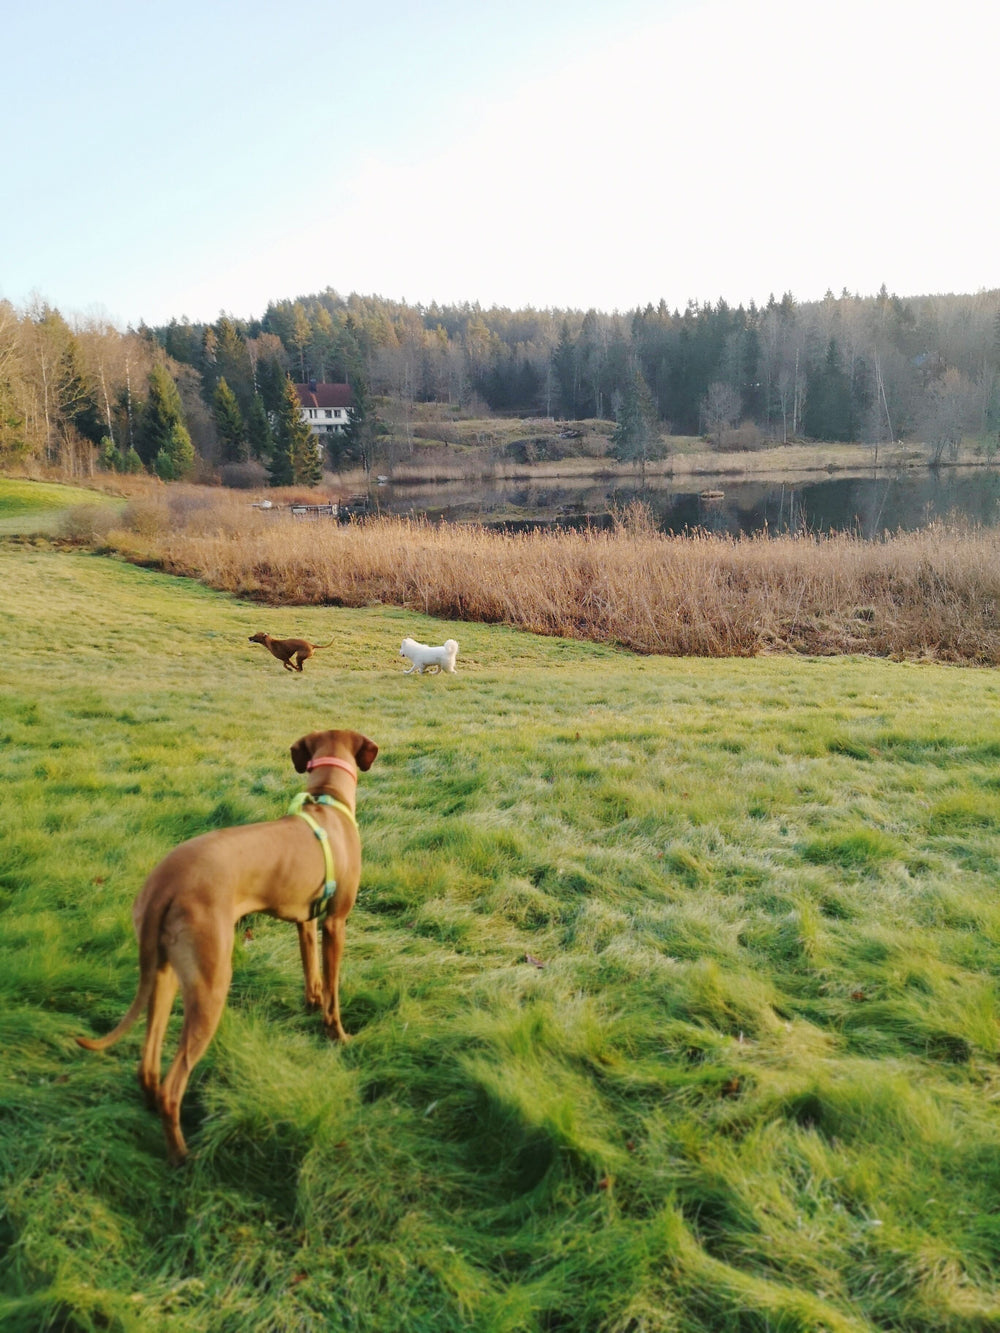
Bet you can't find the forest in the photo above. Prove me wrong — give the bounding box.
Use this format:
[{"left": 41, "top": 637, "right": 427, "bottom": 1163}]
[{"left": 2, "top": 284, "right": 999, "bottom": 485}]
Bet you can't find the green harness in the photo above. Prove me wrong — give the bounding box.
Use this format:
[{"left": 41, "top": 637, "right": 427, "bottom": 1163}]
[{"left": 287, "top": 791, "right": 358, "bottom": 920}]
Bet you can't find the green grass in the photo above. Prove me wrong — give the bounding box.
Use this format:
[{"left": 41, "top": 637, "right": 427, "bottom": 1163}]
[
  {"left": 0, "top": 478, "right": 121, "bottom": 535},
  {"left": 3, "top": 545, "right": 1000, "bottom": 1331}
]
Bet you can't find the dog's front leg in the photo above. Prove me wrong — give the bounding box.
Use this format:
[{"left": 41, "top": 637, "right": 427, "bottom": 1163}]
[
  {"left": 321, "top": 914, "right": 350, "bottom": 1042},
  {"left": 296, "top": 919, "right": 323, "bottom": 1010}
]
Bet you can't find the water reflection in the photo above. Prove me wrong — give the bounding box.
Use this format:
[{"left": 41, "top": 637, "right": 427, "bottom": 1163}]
[{"left": 376, "top": 468, "right": 1000, "bottom": 537}]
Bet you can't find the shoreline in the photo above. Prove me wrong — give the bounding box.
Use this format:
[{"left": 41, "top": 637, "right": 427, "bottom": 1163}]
[{"left": 332, "top": 441, "right": 958, "bottom": 492}]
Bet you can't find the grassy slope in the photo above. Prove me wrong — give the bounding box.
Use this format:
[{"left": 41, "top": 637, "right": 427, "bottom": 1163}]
[
  {"left": 2, "top": 548, "right": 1000, "bottom": 1332},
  {"left": 0, "top": 478, "right": 121, "bottom": 535}
]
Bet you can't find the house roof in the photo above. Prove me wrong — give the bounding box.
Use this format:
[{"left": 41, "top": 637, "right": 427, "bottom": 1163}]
[{"left": 294, "top": 381, "right": 353, "bottom": 410}]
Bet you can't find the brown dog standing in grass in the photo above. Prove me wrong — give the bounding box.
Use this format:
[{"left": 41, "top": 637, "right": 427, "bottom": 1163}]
[
  {"left": 249, "top": 631, "right": 334, "bottom": 671},
  {"left": 76, "top": 728, "right": 378, "bottom": 1164}
]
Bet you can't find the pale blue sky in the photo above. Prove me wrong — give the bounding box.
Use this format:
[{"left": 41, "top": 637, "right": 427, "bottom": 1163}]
[{"left": 3, "top": 0, "right": 997, "bottom": 327}]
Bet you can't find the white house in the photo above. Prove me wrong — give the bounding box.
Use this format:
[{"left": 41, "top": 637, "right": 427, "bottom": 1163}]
[{"left": 294, "top": 381, "right": 353, "bottom": 436}]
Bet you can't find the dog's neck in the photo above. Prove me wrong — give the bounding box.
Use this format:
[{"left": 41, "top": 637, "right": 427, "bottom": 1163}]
[{"left": 305, "top": 755, "right": 358, "bottom": 811}]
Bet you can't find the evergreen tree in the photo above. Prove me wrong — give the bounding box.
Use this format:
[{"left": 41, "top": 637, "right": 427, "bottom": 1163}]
[
  {"left": 288, "top": 303, "right": 312, "bottom": 380},
  {"left": 97, "top": 436, "right": 118, "bottom": 471},
  {"left": 804, "top": 339, "right": 853, "bottom": 441},
  {"left": 213, "top": 316, "right": 254, "bottom": 409},
  {"left": 335, "top": 376, "right": 376, "bottom": 473},
  {"left": 154, "top": 422, "right": 195, "bottom": 480},
  {"left": 136, "top": 364, "right": 194, "bottom": 473},
  {"left": 337, "top": 316, "right": 366, "bottom": 384},
  {"left": 267, "top": 431, "right": 293, "bottom": 487},
  {"left": 268, "top": 375, "right": 318, "bottom": 486},
  {"left": 292, "top": 425, "right": 323, "bottom": 486},
  {"left": 254, "top": 349, "right": 287, "bottom": 415},
  {"left": 162, "top": 317, "right": 201, "bottom": 367},
  {"left": 246, "top": 393, "right": 272, "bottom": 460},
  {"left": 211, "top": 376, "right": 248, "bottom": 463},
  {"left": 611, "top": 368, "right": 660, "bottom": 477}
]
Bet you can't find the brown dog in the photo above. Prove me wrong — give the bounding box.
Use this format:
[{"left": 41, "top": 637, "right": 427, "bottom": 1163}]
[
  {"left": 249, "top": 631, "right": 334, "bottom": 672},
  {"left": 76, "top": 728, "right": 378, "bottom": 1164}
]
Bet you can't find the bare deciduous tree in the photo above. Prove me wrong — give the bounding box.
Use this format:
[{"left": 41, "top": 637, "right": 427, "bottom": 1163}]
[{"left": 702, "top": 381, "right": 742, "bottom": 449}]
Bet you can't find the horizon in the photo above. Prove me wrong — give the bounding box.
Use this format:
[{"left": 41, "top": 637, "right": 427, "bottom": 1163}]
[
  {"left": 4, "top": 0, "right": 998, "bottom": 329},
  {"left": 12, "top": 280, "right": 1000, "bottom": 336}
]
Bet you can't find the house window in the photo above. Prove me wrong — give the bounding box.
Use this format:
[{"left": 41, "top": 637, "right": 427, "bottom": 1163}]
[
  {"left": 308, "top": 408, "right": 316, "bottom": 419},
  {"left": 334, "top": 409, "right": 343, "bottom": 418},
  {"left": 325, "top": 409, "right": 333, "bottom": 417}
]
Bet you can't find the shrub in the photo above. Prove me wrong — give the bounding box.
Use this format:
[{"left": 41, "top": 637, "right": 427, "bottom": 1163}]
[
  {"left": 119, "top": 496, "right": 171, "bottom": 538},
  {"left": 217, "top": 461, "right": 268, "bottom": 490},
  {"left": 57, "top": 504, "right": 118, "bottom": 543}
]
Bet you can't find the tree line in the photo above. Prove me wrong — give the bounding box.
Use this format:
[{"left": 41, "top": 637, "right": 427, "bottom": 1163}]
[
  {"left": 3, "top": 285, "right": 999, "bottom": 484},
  {"left": 0, "top": 299, "right": 368, "bottom": 485}
]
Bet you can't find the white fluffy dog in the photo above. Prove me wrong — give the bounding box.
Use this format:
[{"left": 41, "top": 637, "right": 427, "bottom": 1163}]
[{"left": 399, "top": 636, "right": 459, "bottom": 674}]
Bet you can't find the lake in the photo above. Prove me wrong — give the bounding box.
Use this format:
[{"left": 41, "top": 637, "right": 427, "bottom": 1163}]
[{"left": 375, "top": 467, "right": 1000, "bottom": 537}]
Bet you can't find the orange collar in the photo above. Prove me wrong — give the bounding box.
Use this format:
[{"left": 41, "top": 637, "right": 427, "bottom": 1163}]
[{"left": 306, "top": 756, "right": 357, "bottom": 781}]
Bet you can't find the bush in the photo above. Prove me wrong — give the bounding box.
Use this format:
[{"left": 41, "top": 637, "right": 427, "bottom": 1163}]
[
  {"left": 716, "top": 421, "right": 765, "bottom": 452},
  {"left": 119, "top": 496, "right": 171, "bottom": 537},
  {"left": 218, "top": 461, "right": 269, "bottom": 490},
  {"left": 57, "top": 504, "right": 118, "bottom": 543}
]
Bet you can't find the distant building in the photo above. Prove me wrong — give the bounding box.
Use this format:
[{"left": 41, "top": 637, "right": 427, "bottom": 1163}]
[{"left": 294, "top": 381, "right": 353, "bottom": 436}]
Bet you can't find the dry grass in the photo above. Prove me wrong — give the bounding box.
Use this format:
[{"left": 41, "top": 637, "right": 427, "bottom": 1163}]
[{"left": 97, "top": 488, "right": 1000, "bottom": 662}]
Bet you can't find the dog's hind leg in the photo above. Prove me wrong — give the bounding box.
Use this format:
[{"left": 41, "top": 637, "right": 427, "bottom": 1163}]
[
  {"left": 138, "top": 963, "right": 179, "bottom": 1110},
  {"left": 157, "top": 922, "right": 232, "bottom": 1164}
]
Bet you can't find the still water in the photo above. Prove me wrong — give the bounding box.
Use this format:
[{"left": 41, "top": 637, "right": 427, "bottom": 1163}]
[{"left": 376, "top": 468, "right": 1000, "bottom": 538}]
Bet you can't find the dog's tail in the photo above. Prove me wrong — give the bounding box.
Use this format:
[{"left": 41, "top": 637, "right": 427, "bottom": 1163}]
[
  {"left": 75, "top": 898, "right": 163, "bottom": 1052},
  {"left": 314, "top": 637, "right": 335, "bottom": 649}
]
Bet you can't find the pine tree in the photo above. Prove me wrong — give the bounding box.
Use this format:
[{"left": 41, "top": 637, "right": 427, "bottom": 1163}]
[
  {"left": 335, "top": 376, "right": 376, "bottom": 474},
  {"left": 136, "top": 364, "right": 195, "bottom": 475},
  {"left": 154, "top": 422, "right": 195, "bottom": 480},
  {"left": 292, "top": 427, "right": 323, "bottom": 486},
  {"left": 268, "top": 375, "right": 318, "bottom": 487},
  {"left": 213, "top": 316, "right": 254, "bottom": 409},
  {"left": 557, "top": 321, "right": 578, "bottom": 418},
  {"left": 611, "top": 368, "right": 660, "bottom": 477},
  {"left": 267, "top": 432, "right": 293, "bottom": 487},
  {"left": 246, "top": 394, "right": 272, "bottom": 460},
  {"left": 211, "top": 376, "right": 248, "bottom": 463},
  {"left": 804, "top": 339, "right": 853, "bottom": 441}
]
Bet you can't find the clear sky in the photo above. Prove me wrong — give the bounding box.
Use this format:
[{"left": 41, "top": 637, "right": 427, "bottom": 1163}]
[{"left": 3, "top": 0, "right": 997, "bottom": 328}]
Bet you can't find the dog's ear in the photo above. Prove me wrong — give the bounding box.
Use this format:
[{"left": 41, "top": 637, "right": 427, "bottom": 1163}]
[
  {"left": 354, "top": 735, "right": 379, "bottom": 771},
  {"left": 290, "top": 734, "right": 318, "bottom": 772}
]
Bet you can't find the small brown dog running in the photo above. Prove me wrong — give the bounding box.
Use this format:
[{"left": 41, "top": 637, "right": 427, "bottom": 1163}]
[
  {"left": 249, "top": 631, "right": 334, "bottom": 672},
  {"left": 76, "top": 728, "right": 378, "bottom": 1164}
]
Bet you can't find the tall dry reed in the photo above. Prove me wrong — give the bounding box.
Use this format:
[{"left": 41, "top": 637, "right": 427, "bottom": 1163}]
[{"left": 102, "top": 491, "right": 1000, "bottom": 662}]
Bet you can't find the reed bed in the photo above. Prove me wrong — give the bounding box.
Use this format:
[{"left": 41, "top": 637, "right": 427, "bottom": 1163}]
[{"left": 99, "top": 489, "right": 1000, "bottom": 663}]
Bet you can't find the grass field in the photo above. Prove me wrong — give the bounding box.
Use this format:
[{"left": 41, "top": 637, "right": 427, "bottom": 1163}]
[
  {"left": 0, "top": 478, "right": 122, "bottom": 535},
  {"left": 3, "top": 544, "right": 1000, "bottom": 1332}
]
